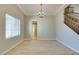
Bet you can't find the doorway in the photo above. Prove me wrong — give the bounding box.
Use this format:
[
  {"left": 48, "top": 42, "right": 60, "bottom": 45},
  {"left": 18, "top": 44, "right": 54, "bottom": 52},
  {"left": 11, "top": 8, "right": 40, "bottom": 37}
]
[{"left": 32, "top": 21, "right": 37, "bottom": 40}]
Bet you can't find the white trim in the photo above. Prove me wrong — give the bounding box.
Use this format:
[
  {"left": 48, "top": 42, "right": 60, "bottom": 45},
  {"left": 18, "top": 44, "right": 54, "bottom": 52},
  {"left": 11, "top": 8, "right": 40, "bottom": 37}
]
[
  {"left": 57, "top": 40, "right": 79, "bottom": 53},
  {"left": 1, "top": 39, "right": 24, "bottom": 55},
  {"left": 55, "top": 4, "right": 69, "bottom": 15},
  {"left": 24, "top": 38, "right": 56, "bottom": 40},
  {"left": 37, "top": 38, "right": 56, "bottom": 40},
  {"left": 17, "top": 4, "right": 26, "bottom": 15}
]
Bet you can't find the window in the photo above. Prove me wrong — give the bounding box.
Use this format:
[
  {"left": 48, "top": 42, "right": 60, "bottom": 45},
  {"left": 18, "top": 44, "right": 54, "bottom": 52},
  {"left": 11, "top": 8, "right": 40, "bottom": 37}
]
[{"left": 5, "top": 14, "right": 20, "bottom": 39}]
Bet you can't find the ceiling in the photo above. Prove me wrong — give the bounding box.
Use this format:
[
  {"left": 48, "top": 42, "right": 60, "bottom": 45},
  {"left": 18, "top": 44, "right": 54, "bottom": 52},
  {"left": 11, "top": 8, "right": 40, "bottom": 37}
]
[{"left": 17, "top": 4, "right": 63, "bottom": 16}]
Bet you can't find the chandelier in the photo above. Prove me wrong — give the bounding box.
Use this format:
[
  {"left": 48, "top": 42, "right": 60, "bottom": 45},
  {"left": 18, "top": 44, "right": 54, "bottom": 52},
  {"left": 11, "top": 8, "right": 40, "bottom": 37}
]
[{"left": 37, "top": 4, "right": 45, "bottom": 18}]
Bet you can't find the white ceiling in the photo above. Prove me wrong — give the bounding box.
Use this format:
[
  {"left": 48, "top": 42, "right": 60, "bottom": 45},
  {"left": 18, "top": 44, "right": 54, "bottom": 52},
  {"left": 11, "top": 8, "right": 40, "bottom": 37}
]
[{"left": 17, "top": 4, "right": 63, "bottom": 16}]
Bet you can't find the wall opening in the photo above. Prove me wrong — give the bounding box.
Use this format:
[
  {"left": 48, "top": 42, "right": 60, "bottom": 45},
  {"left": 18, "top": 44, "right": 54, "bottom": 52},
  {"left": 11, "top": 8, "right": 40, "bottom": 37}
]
[{"left": 32, "top": 21, "right": 37, "bottom": 40}]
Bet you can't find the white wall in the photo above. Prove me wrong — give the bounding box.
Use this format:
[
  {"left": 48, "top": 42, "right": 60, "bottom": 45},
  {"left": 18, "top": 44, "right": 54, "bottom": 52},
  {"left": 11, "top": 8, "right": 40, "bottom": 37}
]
[
  {"left": 0, "top": 4, "right": 24, "bottom": 54},
  {"left": 72, "top": 4, "right": 79, "bottom": 13},
  {"left": 24, "top": 15, "right": 56, "bottom": 40},
  {"left": 56, "top": 5, "right": 79, "bottom": 53}
]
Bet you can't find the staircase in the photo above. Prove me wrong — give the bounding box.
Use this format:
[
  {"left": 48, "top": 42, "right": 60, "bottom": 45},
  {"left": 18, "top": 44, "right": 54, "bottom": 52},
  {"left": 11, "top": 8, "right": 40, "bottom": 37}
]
[{"left": 64, "top": 13, "right": 79, "bottom": 34}]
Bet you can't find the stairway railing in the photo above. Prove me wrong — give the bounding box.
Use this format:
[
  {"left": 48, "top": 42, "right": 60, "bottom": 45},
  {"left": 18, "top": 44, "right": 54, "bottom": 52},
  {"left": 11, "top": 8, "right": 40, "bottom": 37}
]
[{"left": 64, "top": 13, "right": 79, "bottom": 34}]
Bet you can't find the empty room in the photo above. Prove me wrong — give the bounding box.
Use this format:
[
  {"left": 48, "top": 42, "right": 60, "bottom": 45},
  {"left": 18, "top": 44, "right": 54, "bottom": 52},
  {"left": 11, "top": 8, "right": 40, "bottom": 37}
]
[{"left": 0, "top": 4, "right": 79, "bottom": 55}]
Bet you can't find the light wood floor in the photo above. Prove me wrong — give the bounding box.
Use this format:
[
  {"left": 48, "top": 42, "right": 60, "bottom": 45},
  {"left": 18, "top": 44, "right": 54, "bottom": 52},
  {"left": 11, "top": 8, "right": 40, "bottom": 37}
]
[{"left": 6, "top": 40, "right": 78, "bottom": 55}]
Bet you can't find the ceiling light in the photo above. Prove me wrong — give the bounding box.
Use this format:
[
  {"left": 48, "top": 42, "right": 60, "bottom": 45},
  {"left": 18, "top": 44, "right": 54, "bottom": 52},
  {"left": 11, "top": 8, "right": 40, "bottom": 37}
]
[{"left": 37, "top": 4, "right": 45, "bottom": 18}]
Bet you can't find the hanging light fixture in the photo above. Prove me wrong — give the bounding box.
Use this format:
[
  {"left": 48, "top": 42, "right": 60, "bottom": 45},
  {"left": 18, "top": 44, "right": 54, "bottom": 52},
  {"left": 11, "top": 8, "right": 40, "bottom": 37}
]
[{"left": 37, "top": 4, "right": 45, "bottom": 18}]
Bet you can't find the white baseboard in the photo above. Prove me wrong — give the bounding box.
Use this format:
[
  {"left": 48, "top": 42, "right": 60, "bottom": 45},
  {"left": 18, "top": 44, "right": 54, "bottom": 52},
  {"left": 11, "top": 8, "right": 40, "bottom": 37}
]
[
  {"left": 38, "top": 38, "right": 56, "bottom": 40},
  {"left": 24, "top": 38, "right": 56, "bottom": 40},
  {"left": 1, "top": 39, "right": 24, "bottom": 55},
  {"left": 57, "top": 40, "right": 79, "bottom": 53}
]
